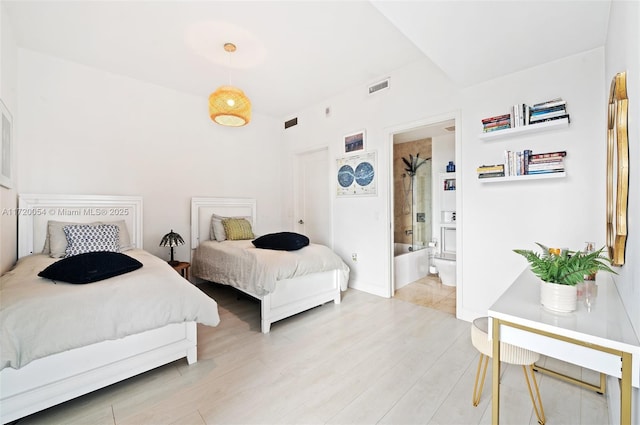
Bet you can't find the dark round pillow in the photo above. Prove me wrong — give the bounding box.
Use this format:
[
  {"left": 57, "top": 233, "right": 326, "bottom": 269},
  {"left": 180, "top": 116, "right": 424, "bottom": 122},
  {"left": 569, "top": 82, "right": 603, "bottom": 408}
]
[
  {"left": 252, "top": 232, "right": 310, "bottom": 251},
  {"left": 38, "top": 251, "right": 143, "bottom": 284}
]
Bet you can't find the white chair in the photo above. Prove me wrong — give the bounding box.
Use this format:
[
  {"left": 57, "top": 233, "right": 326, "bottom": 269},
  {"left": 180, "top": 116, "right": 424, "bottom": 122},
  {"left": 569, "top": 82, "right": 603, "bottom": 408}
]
[{"left": 471, "top": 317, "right": 546, "bottom": 425}]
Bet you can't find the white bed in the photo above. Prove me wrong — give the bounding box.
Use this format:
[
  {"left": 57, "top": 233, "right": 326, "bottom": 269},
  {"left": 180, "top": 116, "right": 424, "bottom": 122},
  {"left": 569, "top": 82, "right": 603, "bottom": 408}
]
[
  {"left": 0, "top": 194, "right": 220, "bottom": 424},
  {"left": 190, "top": 197, "right": 349, "bottom": 333}
]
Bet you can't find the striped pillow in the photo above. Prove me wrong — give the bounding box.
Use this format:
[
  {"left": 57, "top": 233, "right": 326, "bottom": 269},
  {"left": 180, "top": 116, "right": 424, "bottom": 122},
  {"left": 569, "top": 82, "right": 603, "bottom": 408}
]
[{"left": 222, "top": 218, "right": 254, "bottom": 240}]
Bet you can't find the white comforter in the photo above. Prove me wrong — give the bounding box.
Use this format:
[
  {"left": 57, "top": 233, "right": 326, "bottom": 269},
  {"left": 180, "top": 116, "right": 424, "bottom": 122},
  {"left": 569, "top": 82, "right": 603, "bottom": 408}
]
[
  {"left": 0, "top": 249, "right": 220, "bottom": 370},
  {"left": 192, "top": 240, "right": 350, "bottom": 296}
]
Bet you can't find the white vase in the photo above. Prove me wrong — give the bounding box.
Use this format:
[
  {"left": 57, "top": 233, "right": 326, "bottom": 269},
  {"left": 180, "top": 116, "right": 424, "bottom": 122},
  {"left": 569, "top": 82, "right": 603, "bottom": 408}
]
[{"left": 539, "top": 280, "right": 577, "bottom": 313}]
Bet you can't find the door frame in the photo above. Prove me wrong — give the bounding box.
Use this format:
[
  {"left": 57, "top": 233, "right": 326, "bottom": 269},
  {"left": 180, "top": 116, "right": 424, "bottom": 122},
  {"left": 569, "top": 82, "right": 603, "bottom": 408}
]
[
  {"left": 293, "top": 146, "right": 334, "bottom": 248},
  {"left": 385, "top": 111, "right": 461, "bottom": 313}
]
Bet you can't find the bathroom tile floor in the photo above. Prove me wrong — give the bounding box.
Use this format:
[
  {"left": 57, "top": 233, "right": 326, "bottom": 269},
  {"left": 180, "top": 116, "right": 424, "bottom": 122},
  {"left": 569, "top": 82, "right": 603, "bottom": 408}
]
[{"left": 394, "top": 274, "right": 456, "bottom": 314}]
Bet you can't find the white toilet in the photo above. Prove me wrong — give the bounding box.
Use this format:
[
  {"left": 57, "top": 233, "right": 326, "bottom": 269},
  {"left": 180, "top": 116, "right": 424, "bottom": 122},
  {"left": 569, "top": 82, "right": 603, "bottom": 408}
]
[
  {"left": 433, "top": 252, "right": 456, "bottom": 286},
  {"left": 433, "top": 226, "right": 456, "bottom": 286}
]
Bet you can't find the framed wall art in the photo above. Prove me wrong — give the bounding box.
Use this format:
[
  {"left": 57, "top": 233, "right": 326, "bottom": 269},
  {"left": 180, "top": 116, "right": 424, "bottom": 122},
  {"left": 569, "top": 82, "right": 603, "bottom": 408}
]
[
  {"left": 343, "top": 129, "right": 366, "bottom": 154},
  {"left": 0, "top": 99, "right": 13, "bottom": 189},
  {"left": 336, "top": 151, "right": 377, "bottom": 197}
]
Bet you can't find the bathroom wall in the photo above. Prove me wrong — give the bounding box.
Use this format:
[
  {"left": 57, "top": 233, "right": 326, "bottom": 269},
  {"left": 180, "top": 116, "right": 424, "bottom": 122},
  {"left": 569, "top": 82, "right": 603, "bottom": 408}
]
[
  {"left": 393, "top": 139, "right": 431, "bottom": 245},
  {"left": 431, "top": 134, "right": 456, "bottom": 250}
]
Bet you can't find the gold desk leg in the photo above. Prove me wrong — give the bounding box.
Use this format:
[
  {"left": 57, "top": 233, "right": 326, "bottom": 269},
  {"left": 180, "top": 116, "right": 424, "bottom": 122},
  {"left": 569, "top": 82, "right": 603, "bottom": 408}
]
[
  {"left": 532, "top": 364, "right": 606, "bottom": 394},
  {"left": 492, "top": 318, "right": 501, "bottom": 424},
  {"left": 620, "top": 352, "right": 632, "bottom": 425}
]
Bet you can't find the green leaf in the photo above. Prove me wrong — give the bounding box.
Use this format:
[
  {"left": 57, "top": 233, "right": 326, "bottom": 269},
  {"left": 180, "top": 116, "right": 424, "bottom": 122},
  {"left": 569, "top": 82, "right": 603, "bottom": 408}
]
[{"left": 513, "top": 243, "right": 616, "bottom": 285}]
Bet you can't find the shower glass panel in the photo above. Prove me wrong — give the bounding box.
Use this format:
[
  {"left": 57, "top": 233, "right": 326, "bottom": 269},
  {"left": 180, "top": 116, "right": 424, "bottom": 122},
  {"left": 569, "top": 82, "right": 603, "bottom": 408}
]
[{"left": 411, "top": 159, "right": 432, "bottom": 251}]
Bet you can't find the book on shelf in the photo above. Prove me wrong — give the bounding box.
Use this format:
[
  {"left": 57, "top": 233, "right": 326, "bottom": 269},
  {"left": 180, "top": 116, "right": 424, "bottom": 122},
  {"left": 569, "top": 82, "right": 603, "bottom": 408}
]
[
  {"left": 476, "top": 164, "right": 505, "bottom": 173},
  {"left": 531, "top": 98, "right": 566, "bottom": 110},
  {"left": 529, "top": 109, "right": 568, "bottom": 122},
  {"left": 483, "top": 119, "right": 511, "bottom": 129},
  {"left": 529, "top": 151, "right": 567, "bottom": 160},
  {"left": 478, "top": 172, "right": 506, "bottom": 179},
  {"left": 511, "top": 105, "right": 520, "bottom": 127},
  {"left": 482, "top": 113, "right": 511, "bottom": 124},
  {"left": 483, "top": 124, "right": 511, "bottom": 133},
  {"left": 530, "top": 104, "right": 566, "bottom": 115},
  {"left": 528, "top": 161, "right": 564, "bottom": 171},
  {"left": 527, "top": 169, "right": 565, "bottom": 175},
  {"left": 528, "top": 157, "right": 566, "bottom": 164},
  {"left": 529, "top": 114, "right": 570, "bottom": 125},
  {"left": 523, "top": 149, "right": 532, "bottom": 174}
]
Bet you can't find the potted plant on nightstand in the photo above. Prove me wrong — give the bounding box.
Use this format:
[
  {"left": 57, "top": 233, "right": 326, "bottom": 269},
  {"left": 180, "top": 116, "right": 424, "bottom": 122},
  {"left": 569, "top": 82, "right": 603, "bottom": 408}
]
[{"left": 514, "top": 243, "right": 615, "bottom": 312}]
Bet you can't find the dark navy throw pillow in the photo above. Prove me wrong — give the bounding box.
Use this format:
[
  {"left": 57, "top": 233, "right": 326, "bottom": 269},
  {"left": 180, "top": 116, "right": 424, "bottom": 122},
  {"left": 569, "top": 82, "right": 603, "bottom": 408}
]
[
  {"left": 38, "top": 251, "right": 143, "bottom": 284},
  {"left": 252, "top": 232, "right": 310, "bottom": 251}
]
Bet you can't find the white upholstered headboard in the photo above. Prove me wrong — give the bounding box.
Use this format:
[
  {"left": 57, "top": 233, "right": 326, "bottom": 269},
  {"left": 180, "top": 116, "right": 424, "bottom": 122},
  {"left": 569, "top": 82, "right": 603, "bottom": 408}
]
[
  {"left": 18, "top": 194, "right": 144, "bottom": 259},
  {"left": 190, "top": 197, "right": 256, "bottom": 249}
]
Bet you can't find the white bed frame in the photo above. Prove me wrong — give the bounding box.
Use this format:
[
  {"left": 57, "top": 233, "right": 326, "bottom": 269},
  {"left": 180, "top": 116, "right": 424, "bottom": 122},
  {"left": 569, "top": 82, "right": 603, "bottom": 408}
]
[
  {"left": 1, "top": 194, "right": 198, "bottom": 424},
  {"left": 191, "top": 197, "right": 343, "bottom": 333}
]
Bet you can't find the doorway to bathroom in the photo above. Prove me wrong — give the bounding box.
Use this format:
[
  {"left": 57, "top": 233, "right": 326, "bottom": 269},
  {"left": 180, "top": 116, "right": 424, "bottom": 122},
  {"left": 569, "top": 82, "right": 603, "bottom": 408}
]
[{"left": 388, "top": 115, "right": 458, "bottom": 316}]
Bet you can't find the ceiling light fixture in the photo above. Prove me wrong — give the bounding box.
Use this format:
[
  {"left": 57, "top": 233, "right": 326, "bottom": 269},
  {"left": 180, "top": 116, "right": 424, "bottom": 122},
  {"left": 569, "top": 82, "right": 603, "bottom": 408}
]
[{"left": 209, "top": 43, "right": 251, "bottom": 127}]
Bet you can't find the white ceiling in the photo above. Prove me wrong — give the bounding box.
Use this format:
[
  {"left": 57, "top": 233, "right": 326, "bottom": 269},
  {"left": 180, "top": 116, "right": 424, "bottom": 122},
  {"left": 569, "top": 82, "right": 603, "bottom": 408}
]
[{"left": 4, "top": 1, "right": 611, "bottom": 122}]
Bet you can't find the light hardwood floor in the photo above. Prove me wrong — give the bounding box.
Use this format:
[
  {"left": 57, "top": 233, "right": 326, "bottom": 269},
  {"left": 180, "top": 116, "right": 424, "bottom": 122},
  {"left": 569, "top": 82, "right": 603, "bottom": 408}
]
[{"left": 18, "top": 283, "right": 609, "bottom": 425}]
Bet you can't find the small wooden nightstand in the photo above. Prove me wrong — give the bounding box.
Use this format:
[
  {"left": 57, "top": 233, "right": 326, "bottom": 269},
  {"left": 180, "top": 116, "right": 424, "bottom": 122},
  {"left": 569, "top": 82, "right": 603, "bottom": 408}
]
[{"left": 170, "top": 261, "right": 190, "bottom": 281}]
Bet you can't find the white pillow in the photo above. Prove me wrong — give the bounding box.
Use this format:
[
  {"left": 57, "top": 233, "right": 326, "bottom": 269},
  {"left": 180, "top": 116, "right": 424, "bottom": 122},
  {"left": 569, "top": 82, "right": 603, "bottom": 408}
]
[
  {"left": 210, "top": 214, "right": 227, "bottom": 241},
  {"left": 44, "top": 221, "right": 100, "bottom": 258},
  {"left": 63, "top": 224, "right": 120, "bottom": 257}
]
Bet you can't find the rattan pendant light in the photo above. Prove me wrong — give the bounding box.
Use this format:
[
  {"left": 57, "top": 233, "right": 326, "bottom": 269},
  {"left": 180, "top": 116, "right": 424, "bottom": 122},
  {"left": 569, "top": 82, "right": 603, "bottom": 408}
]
[{"left": 209, "top": 43, "right": 251, "bottom": 127}]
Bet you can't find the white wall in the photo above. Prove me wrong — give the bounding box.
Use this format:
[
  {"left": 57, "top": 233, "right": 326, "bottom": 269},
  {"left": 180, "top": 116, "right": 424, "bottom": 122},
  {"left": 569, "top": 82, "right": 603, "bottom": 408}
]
[
  {"left": 460, "top": 48, "right": 606, "bottom": 320},
  {"left": 605, "top": 1, "right": 640, "bottom": 422},
  {"left": 0, "top": 0, "right": 18, "bottom": 274},
  {"left": 16, "top": 49, "right": 285, "bottom": 261},
  {"left": 282, "top": 57, "right": 461, "bottom": 297},
  {"left": 283, "top": 47, "right": 608, "bottom": 319},
  {"left": 431, "top": 133, "right": 455, "bottom": 249}
]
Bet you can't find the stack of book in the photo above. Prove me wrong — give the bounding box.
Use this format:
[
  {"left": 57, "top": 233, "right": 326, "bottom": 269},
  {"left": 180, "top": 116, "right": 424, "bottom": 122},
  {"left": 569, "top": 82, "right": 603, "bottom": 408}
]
[
  {"left": 480, "top": 98, "right": 570, "bottom": 133},
  {"left": 503, "top": 149, "right": 533, "bottom": 176},
  {"left": 476, "top": 164, "right": 505, "bottom": 178},
  {"left": 511, "top": 103, "right": 531, "bottom": 127},
  {"left": 529, "top": 98, "right": 570, "bottom": 125},
  {"left": 481, "top": 114, "right": 511, "bottom": 133},
  {"left": 527, "top": 151, "right": 566, "bottom": 174},
  {"left": 476, "top": 150, "right": 566, "bottom": 179}
]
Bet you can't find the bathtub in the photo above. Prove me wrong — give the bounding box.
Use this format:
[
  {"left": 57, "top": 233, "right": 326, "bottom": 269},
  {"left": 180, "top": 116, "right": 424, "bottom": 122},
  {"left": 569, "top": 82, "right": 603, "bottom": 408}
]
[{"left": 394, "top": 243, "right": 430, "bottom": 289}]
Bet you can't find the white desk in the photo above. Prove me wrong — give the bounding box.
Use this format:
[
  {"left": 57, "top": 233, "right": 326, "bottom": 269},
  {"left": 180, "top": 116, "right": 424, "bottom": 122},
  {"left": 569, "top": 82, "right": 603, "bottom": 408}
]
[{"left": 488, "top": 268, "right": 640, "bottom": 424}]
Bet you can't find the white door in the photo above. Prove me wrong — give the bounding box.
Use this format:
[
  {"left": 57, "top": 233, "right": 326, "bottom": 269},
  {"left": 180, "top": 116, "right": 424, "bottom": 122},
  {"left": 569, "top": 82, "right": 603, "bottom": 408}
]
[{"left": 294, "top": 148, "right": 331, "bottom": 246}]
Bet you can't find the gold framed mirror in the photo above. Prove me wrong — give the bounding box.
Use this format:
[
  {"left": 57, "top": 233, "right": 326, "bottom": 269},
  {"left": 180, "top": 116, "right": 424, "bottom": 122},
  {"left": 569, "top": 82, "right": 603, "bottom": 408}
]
[{"left": 606, "top": 71, "right": 629, "bottom": 266}]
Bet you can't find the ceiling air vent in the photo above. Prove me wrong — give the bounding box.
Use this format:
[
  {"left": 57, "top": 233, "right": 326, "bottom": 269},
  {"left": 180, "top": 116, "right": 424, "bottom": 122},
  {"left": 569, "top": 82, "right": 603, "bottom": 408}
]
[
  {"left": 284, "top": 117, "right": 298, "bottom": 129},
  {"left": 368, "top": 78, "right": 390, "bottom": 95}
]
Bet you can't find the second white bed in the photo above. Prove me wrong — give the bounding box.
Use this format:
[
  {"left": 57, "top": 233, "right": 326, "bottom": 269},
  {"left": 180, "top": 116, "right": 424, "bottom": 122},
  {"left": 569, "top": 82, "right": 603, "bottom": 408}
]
[{"left": 191, "top": 197, "right": 349, "bottom": 333}]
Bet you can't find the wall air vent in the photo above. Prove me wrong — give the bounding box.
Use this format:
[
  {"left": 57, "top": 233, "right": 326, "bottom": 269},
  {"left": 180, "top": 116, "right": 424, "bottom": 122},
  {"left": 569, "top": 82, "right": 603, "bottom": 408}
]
[
  {"left": 284, "top": 117, "right": 298, "bottom": 129},
  {"left": 368, "top": 78, "right": 390, "bottom": 95}
]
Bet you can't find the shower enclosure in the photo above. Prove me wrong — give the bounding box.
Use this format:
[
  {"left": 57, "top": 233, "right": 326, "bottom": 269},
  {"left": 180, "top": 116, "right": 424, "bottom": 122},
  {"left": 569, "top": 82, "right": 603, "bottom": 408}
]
[
  {"left": 399, "top": 156, "right": 432, "bottom": 252},
  {"left": 393, "top": 152, "right": 432, "bottom": 289}
]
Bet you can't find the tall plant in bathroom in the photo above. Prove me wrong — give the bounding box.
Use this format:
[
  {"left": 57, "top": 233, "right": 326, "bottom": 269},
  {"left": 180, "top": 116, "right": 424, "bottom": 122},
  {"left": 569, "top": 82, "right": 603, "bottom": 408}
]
[{"left": 401, "top": 153, "right": 428, "bottom": 177}]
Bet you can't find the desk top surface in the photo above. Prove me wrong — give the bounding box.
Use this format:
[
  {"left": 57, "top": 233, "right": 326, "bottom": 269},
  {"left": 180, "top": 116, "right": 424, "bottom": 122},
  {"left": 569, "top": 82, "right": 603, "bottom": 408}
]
[{"left": 488, "top": 268, "right": 640, "bottom": 355}]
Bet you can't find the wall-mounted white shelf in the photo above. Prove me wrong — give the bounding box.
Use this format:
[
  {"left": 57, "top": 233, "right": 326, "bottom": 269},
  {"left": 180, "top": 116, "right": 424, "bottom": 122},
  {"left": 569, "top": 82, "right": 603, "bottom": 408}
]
[
  {"left": 479, "top": 172, "right": 566, "bottom": 183},
  {"left": 478, "top": 117, "right": 570, "bottom": 141}
]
